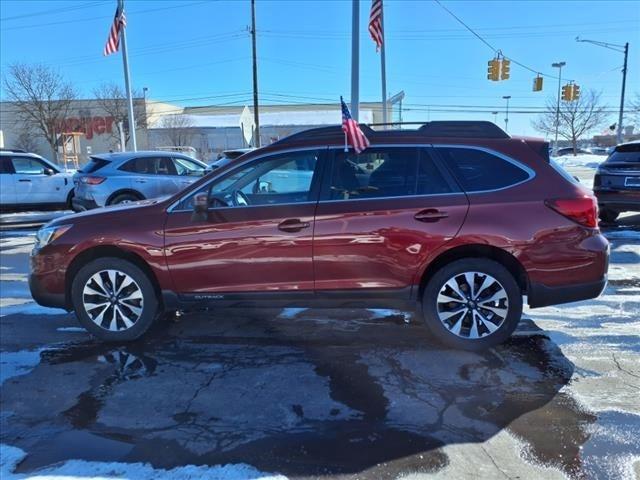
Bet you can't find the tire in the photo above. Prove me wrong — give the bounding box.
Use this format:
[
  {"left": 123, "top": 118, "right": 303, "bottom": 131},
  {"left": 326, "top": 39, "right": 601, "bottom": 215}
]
[
  {"left": 599, "top": 208, "right": 619, "bottom": 223},
  {"left": 109, "top": 192, "right": 142, "bottom": 205},
  {"left": 67, "top": 190, "right": 76, "bottom": 211},
  {"left": 71, "top": 257, "right": 159, "bottom": 342},
  {"left": 422, "top": 258, "right": 523, "bottom": 351}
]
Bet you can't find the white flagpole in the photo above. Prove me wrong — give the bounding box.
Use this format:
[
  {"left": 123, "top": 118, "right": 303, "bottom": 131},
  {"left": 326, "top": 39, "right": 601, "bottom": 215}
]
[
  {"left": 119, "top": 0, "right": 137, "bottom": 151},
  {"left": 350, "top": 0, "right": 359, "bottom": 121},
  {"left": 380, "top": 1, "right": 388, "bottom": 128}
]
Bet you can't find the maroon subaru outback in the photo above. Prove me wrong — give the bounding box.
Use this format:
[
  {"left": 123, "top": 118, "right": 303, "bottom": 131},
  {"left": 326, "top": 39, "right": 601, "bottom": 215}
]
[{"left": 30, "top": 122, "right": 609, "bottom": 350}]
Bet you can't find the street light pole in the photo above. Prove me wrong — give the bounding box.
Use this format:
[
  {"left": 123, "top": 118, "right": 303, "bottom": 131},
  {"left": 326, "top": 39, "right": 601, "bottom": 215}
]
[
  {"left": 577, "top": 38, "right": 629, "bottom": 144},
  {"left": 502, "top": 96, "right": 511, "bottom": 132},
  {"left": 552, "top": 61, "right": 566, "bottom": 153},
  {"left": 492, "top": 111, "right": 498, "bottom": 124},
  {"left": 350, "top": 0, "right": 360, "bottom": 120}
]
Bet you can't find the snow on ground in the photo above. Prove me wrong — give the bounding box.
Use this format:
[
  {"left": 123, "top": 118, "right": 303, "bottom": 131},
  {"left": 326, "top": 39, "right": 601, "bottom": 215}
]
[
  {"left": 0, "top": 444, "right": 288, "bottom": 480},
  {"left": 0, "top": 350, "right": 42, "bottom": 386},
  {"left": 553, "top": 154, "right": 605, "bottom": 171}
]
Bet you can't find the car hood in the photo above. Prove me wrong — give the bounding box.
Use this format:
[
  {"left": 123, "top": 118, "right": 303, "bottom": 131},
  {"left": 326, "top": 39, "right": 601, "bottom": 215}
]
[{"left": 48, "top": 196, "right": 170, "bottom": 227}]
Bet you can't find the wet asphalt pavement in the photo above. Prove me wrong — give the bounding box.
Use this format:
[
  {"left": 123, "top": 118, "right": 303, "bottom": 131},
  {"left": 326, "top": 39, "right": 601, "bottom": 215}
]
[{"left": 1, "top": 215, "right": 639, "bottom": 479}]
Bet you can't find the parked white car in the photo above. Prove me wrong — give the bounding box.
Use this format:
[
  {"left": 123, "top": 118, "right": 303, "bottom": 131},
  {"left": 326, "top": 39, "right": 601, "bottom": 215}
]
[{"left": 0, "top": 149, "right": 75, "bottom": 211}]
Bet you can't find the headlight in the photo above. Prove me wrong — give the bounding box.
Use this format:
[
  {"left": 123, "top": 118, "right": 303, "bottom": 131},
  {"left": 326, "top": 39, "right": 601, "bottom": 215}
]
[{"left": 35, "top": 225, "right": 72, "bottom": 249}]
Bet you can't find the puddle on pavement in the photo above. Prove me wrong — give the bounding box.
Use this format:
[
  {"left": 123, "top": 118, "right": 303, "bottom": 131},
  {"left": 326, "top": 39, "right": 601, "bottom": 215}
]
[{"left": 0, "top": 316, "right": 633, "bottom": 478}]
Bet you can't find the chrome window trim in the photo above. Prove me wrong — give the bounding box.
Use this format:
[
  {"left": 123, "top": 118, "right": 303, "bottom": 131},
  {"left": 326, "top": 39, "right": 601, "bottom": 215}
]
[{"left": 167, "top": 143, "right": 535, "bottom": 212}]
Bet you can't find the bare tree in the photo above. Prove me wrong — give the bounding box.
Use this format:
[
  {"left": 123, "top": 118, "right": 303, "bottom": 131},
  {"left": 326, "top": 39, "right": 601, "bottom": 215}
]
[
  {"left": 2, "top": 63, "right": 77, "bottom": 161},
  {"left": 159, "top": 114, "right": 194, "bottom": 146},
  {"left": 626, "top": 93, "right": 640, "bottom": 131},
  {"left": 532, "top": 90, "right": 609, "bottom": 154},
  {"left": 13, "top": 129, "right": 41, "bottom": 154},
  {"left": 93, "top": 82, "right": 148, "bottom": 149}
]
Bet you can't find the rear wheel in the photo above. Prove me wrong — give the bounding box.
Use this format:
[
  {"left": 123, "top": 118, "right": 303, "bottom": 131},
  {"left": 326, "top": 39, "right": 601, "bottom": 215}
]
[
  {"left": 109, "top": 192, "right": 142, "bottom": 205},
  {"left": 422, "top": 258, "right": 522, "bottom": 351},
  {"left": 71, "top": 258, "right": 159, "bottom": 342},
  {"left": 599, "top": 208, "right": 619, "bottom": 223}
]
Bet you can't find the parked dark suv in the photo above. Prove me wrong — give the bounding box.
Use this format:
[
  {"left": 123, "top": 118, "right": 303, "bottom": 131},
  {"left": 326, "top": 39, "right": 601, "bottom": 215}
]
[
  {"left": 593, "top": 141, "right": 640, "bottom": 222},
  {"left": 29, "top": 122, "right": 609, "bottom": 350}
]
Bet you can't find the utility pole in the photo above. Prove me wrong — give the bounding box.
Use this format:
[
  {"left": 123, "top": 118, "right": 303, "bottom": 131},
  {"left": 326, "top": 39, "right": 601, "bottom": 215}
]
[
  {"left": 350, "top": 0, "right": 359, "bottom": 120},
  {"left": 502, "top": 95, "right": 511, "bottom": 132},
  {"left": 552, "top": 61, "right": 566, "bottom": 153},
  {"left": 250, "top": 0, "right": 260, "bottom": 147},
  {"left": 577, "top": 38, "right": 629, "bottom": 144}
]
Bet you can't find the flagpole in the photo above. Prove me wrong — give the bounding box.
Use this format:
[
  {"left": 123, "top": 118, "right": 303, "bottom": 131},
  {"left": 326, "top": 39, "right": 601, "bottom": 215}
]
[
  {"left": 350, "top": 0, "right": 360, "bottom": 121},
  {"left": 380, "top": 2, "right": 387, "bottom": 128},
  {"left": 119, "top": 0, "right": 137, "bottom": 151}
]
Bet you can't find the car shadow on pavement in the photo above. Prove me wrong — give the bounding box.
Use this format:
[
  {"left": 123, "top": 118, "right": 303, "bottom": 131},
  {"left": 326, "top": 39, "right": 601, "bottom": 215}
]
[{"left": 1, "top": 309, "right": 595, "bottom": 478}]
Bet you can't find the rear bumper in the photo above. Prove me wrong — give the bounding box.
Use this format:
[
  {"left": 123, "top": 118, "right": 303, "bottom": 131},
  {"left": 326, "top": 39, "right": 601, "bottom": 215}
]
[
  {"left": 72, "top": 196, "right": 99, "bottom": 211},
  {"left": 594, "top": 189, "right": 640, "bottom": 212},
  {"left": 528, "top": 275, "right": 607, "bottom": 308},
  {"left": 29, "top": 273, "right": 67, "bottom": 310}
]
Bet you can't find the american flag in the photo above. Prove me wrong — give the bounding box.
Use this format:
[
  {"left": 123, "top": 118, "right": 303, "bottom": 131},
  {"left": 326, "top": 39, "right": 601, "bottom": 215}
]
[
  {"left": 103, "top": 0, "right": 127, "bottom": 56},
  {"left": 368, "top": 0, "right": 384, "bottom": 51},
  {"left": 341, "top": 97, "right": 370, "bottom": 154}
]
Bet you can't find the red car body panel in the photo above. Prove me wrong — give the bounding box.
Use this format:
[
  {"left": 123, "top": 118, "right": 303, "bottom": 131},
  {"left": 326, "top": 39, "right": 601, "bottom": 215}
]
[{"left": 29, "top": 126, "right": 609, "bottom": 314}]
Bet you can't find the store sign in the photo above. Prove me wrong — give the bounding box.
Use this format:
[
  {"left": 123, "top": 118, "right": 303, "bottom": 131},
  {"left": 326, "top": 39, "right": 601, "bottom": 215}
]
[{"left": 52, "top": 116, "right": 116, "bottom": 140}]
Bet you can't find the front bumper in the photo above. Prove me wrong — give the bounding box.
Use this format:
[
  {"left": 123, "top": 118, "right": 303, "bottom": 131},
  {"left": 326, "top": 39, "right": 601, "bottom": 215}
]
[
  {"left": 72, "top": 196, "right": 99, "bottom": 211},
  {"left": 29, "top": 273, "right": 67, "bottom": 310}
]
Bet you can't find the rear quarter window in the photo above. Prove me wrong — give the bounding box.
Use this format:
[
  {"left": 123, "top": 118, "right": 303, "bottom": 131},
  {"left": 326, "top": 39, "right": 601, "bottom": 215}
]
[{"left": 436, "top": 147, "right": 531, "bottom": 192}]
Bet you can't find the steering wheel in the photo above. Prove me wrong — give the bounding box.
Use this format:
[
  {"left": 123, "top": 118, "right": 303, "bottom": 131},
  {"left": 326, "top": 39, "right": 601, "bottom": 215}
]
[{"left": 233, "top": 190, "right": 250, "bottom": 207}]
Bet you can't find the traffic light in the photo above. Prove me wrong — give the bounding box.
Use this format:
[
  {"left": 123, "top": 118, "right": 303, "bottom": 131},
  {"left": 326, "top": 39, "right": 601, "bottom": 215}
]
[
  {"left": 487, "top": 59, "right": 500, "bottom": 81},
  {"left": 533, "top": 75, "right": 543, "bottom": 92},
  {"left": 572, "top": 84, "right": 580, "bottom": 100},
  {"left": 561, "top": 83, "right": 573, "bottom": 101},
  {"left": 500, "top": 59, "right": 511, "bottom": 80}
]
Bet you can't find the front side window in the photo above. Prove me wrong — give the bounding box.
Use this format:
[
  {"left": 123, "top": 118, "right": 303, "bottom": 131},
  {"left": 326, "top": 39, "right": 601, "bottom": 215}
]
[
  {"left": 11, "top": 157, "right": 47, "bottom": 175},
  {"left": 324, "top": 147, "right": 452, "bottom": 201},
  {"left": 436, "top": 147, "right": 530, "bottom": 192},
  {"left": 173, "top": 157, "right": 206, "bottom": 176},
  {"left": 178, "top": 150, "right": 320, "bottom": 210}
]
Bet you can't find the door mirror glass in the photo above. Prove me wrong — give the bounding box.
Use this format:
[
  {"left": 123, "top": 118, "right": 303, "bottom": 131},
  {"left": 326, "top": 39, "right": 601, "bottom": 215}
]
[{"left": 44, "top": 168, "right": 55, "bottom": 176}]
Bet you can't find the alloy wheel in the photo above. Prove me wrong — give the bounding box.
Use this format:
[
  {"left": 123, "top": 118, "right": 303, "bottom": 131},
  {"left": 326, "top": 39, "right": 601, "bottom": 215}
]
[
  {"left": 436, "top": 271, "right": 508, "bottom": 339},
  {"left": 82, "top": 269, "right": 144, "bottom": 331}
]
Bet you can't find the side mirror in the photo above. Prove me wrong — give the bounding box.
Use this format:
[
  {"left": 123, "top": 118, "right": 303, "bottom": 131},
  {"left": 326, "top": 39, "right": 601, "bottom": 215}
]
[{"left": 44, "top": 168, "right": 55, "bottom": 176}]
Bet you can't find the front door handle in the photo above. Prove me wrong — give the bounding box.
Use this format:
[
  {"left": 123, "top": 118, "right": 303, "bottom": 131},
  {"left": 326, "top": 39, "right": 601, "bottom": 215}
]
[
  {"left": 415, "top": 209, "right": 448, "bottom": 222},
  {"left": 18, "top": 179, "right": 32, "bottom": 182},
  {"left": 278, "top": 218, "right": 310, "bottom": 232},
  {"left": 135, "top": 179, "right": 147, "bottom": 183}
]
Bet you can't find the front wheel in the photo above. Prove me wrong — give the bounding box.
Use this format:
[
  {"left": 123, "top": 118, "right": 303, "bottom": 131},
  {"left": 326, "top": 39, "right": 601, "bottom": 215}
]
[
  {"left": 71, "top": 257, "right": 159, "bottom": 342},
  {"left": 422, "top": 258, "right": 522, "bottom": 351}
]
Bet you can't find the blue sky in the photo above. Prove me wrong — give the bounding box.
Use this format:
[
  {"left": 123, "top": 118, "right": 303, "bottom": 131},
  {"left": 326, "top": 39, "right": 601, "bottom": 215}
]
[{"left": 1, "top": 0, "right": 639, "bottom": 136}]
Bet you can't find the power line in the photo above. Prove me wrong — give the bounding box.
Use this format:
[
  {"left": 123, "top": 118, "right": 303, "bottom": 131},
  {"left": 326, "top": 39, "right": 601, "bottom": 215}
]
[{"left": 0, "top": 1, "right": 106, "bottom": 22}]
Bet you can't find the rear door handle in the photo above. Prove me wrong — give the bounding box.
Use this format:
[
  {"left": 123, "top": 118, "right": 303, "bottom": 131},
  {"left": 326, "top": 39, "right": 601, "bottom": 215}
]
[
  {"left": 135, "top": 179, "right": 147, "bottom": 183},
  {"left": 278, "top": 218, "right": 310, "bottom": 232},
  {"left": 18, "top": 179, "right": 31, "bottom": 182},
  {"left": 414, "top": 209, "right": 448, "bottom": 222}
]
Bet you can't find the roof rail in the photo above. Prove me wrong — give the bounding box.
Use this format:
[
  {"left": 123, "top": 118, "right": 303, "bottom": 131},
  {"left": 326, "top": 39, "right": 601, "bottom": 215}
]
[
  {"left": 273, "top": 121, "right": 509, "bottom": 145},
  {"left": 0, "top": 148, "right": 27, "bottom": 153}
]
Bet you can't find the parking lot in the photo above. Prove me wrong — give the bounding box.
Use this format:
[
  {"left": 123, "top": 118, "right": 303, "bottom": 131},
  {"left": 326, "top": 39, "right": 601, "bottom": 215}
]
[{"left": 1, "top": 205, "right": 639, "bottom": 479}]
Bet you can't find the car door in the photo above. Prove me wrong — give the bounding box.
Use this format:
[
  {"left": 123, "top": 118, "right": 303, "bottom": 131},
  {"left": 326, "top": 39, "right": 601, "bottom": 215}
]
[
  {"left": 119, "top": 157, "right": 161, "bottom": 199},
  {"left": 313, "top": 146, "right": 469, "bottom": 294},
  {"left": 164, "top": 148, "right": 325, "bottom": 295},
  {"left": 0, "top": 156, "right": 17, "bottom": 207},
  {"left": 170, "top": 156, "right": 206, "bottom": 194},
  {"left": 11, "top": 156, "right": 66, "bottom": 205}
]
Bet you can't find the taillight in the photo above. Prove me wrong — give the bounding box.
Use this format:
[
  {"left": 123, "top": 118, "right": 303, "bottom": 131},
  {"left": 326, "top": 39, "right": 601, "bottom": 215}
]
[
  {"left": 81, "top": 176, "right": 106, "bottom": 185},
  {"left": 545, "top": 196, "right": 598, "bottom": 228}
]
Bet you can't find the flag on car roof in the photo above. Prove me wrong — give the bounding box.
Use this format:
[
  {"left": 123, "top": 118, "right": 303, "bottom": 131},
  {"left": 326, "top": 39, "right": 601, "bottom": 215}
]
[
  {"left": 341, "top": 97, "right": 370, "bottom": 154},
  {"left": 103, "top": 0, "right": 127, "bottom": 56},
  {"left": 368, "top": 0, "right": 384, "bottom": 51}
]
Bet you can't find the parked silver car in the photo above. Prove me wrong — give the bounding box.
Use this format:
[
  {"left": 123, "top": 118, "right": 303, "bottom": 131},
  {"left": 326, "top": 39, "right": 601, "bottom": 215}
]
[{"left": 72, "top": 151, "right": 207, "bottom": 210}]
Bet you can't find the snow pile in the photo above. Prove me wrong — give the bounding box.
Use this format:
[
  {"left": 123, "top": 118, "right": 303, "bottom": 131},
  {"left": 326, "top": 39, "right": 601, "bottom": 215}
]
[
  {"left": 0, "top": 444, "right": 288, "bottom": 480},
  {"left": 553, "top": 154, "right": 603, "bottom": 170}
]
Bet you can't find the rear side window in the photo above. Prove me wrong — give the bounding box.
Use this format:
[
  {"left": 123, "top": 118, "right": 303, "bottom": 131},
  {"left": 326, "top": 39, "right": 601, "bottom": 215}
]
[
  {"left": 81, "top": 157, "right": 110, "bottom": 173},
  {"left": 0, "top": 156, "right": 14, "bottom": 174},
  {"left": 437, "top": 147, "right": 530, "bottom": 192},
  {"left": 120, "top": 157, "right": 176, "bottom": 175}
]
